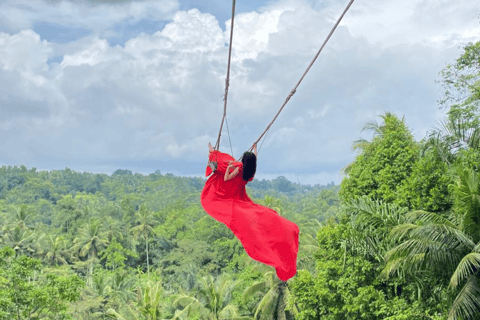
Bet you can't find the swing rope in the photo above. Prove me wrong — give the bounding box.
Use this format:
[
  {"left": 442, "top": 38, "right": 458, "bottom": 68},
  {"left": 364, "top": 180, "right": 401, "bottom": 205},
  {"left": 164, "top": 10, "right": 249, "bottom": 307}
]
[
  {"left": 224, "top": 116, "right": 234, "bottom": 158},
  {"left": 245, "top": 0, "right": 356, "bottom": 156},
  {"left": 214, "top": 0, "right": 237, "bottom": 154}
]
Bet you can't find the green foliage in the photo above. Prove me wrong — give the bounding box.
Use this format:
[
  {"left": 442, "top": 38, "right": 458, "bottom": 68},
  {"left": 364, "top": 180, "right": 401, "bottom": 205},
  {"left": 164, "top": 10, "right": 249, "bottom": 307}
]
[
  {"left": 290, "top": 223, "right": 448, "bottom": 320},
  {"left": 330, "top": 43, "right": 480, "bottom": 320},
  {"left": 100, "top": 237, "right": 137, "bottom": 271},
  {"left": 344, "top": 197, "right": 408, "bottom": 264},
  {"left": 453, "top": 148, "right": 480, "bottom": 173},
  {"left": 395, "top": 148, "right": 453, "bottom": 212},
  {"left": 384, "top": 168, "right": 480, "bottom": 319},
  {"left": 0, "top": 246, "right": 84, "bottom": 320},
  {"left": 439, "top": 41, "right": 480, "bottom": 128},
  {"left": 453, "top": 168, "right": 480, "bottom": 242},
  {"left": 169, "top": 273, "right": 249, "bottom": 320},
  {"left": 291, "top": 224, "right": 383, "bottom": 320},
  {"left": 131, "top": 204, "right": 155, "bottom": 274},
  {"left": 340, "top": 112, "right": 418, "bottom": 203},
  {"left": 0, "top": 162, "right": 339, "bottom": 319}
]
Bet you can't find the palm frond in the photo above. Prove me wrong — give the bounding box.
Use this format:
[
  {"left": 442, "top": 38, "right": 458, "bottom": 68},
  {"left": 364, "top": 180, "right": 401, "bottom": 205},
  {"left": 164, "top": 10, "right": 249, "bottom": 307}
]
[
  {"left": 361, "top": 119, "right": 382, "bottom": 136},
  {"left": 106, "top": 309, "right": 126, "bottom": 320},
  {"left": 242, "top": 281, "right": 267, "bottom": 304},
  {"left": 409, "top": 223, "right": 475, "bottom": 252},
  {"left": 473, "top": 241, "right": 480, "bottom": 253},
  {"left": 381, "top": 255, "right": 410, "bottom": 279},
  {"left": 449, "top": 253, "right": 480, "bottom": 289},
  {"left": 390, "top": 223, "right": 420, "bottom": 240},
  {"left": 454, "top": 168, "right": 480, "bottom": 240},
  {"left": 406, "top": 210, "right": 457, "bottom": 227},
  {"left": 345, "top": 197, "right": 408, "bottom": 230},
  {"left": 255, "top": 289, "right": 276, "bottom": 320},
  {"left": 219, "top": 304, "right": 240, "bottom": 319},
  {"left": 301, "top": 233, "right": 318, "bottom": 244},
  {"left": 352, "top": 138, "right": 370, "bottom": 152},
  {"left": 448, "top": 275, "right": 480, "bottom": 320},
  {"left": 385, "top": 236, "right": 461, "bottom": 275},
  {"left": 430, "top": 117, "right": 480, "bottom": 157},
  {"left": 171, "top": 301, "right": 197, "bottom": 320},
  {"left": 301, "top": 244, "right": 320, "bottom": 251},
  {"left": 173, "top": 294, "right": 200, "bottom": 308},
  {"left": 282, "top": 285, "right": 299, "bottom": 316}
]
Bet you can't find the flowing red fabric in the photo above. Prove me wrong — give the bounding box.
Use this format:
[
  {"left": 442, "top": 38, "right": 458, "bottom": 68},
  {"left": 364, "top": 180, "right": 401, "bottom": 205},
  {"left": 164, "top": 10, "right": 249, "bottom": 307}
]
[{"left": 201, "top": 150, "right": 299, "bottom": 281}]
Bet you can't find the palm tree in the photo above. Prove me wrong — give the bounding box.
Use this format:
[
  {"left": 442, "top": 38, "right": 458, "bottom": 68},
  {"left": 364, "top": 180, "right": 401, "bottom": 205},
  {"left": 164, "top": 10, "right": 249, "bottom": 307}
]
[
  {"left": 425, "top": 117, "right": 480, "bottom": 165},
  {"left": 383, "top": 168, "right": 480, "bottom": 320},
  {"left": 351, "top": 120, "right": 382, "bottom": 153},
  {"left": 104, "top": 216, "right": 125, "bottom": 242},
  {"left": 70, "top": 273, "right": 110, "bottom": 320},
  {"left": 107, "top": 280, "right": 165, "bottom": 320},
  {"left": 2, "top": 226, "right": 37, "bottom": 257},
  {"left": 106, "top": 269, "right": 137, "bottom": 305},
  {"left": 296, "top": 219, "right": 322, "bottom": 274},
  {"left": 241, "top": 266, "right": 298, "bottom": 320},
  {"left": 180, "top": 262, "right": 199, "bottom": 292},
  {"left": 344, "top": 112, "right": 399, "bottom": 175},
  {"left": 54, "top": 194, "right": 84, "bottom": 233},
  {"left": 344, "top": 196, "right": 409, "bottom": 264},
  {"left": 260, "top": 196, "right": 283, "bottom": 215},
  {"left": 137, "top": 281, "right": 164, "bottom": 320},
  {"left": 172, "top": 273, "right": 251, "bottom": 320},
  {"left": 351, "top": 112, "right": 398, "bottom": 152},
  {"left": 8, "top": 204, "right": 36, "bottom": 229},
  {"left": 42, "top": 234, "right": 72, "bottom": 266},
  {"left": 130, "top": 204, "right": 155, "bottom": 276},
  {"left": 73, "top": 220, "right": 109, "bottom": 285}
]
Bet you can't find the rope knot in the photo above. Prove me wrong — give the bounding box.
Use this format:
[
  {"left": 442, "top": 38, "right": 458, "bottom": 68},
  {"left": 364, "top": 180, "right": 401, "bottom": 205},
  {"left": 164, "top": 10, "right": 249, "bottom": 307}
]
[{"left": 285, "top": 89, "right": 296, "bottom": 102}]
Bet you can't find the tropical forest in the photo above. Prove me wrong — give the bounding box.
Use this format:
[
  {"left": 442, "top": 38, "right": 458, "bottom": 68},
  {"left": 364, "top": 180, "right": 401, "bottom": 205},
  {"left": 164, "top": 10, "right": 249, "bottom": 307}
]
[{"left": 1, "top": 41, "right": 480, "bottom": 320}]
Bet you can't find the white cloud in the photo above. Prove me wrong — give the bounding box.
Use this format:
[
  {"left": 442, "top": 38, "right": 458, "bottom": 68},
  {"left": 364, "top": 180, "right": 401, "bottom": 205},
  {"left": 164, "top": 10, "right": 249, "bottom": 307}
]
[
  {"left": 0, "top": 0, "right": 179, "bottom": 35},
  {"left": 307, "top": 105, "right": 330, "bottom": 119},
  {"left": 0, "top": 30, "right": 51, "bottom": 74},
  {"left": 161, "top": 10, "right": 224, "bottom": 52},
  {"left": 61, "top": 39, "right": 123, "bottom": 67},
  {"left": 0, "top": 0, "right": 478, "bottom": 185},
  {"left": 226, "top": 9, "right": 284, "bottom": 61},
  {"left": 342, "top": 0, "right": 480, "bottom": 47}
]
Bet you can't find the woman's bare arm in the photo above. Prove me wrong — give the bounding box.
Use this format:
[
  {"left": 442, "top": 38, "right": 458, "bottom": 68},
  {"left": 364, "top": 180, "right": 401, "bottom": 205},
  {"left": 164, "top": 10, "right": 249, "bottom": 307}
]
[{"left": 225, "top": 162, "right": 240, "bottom": 181}]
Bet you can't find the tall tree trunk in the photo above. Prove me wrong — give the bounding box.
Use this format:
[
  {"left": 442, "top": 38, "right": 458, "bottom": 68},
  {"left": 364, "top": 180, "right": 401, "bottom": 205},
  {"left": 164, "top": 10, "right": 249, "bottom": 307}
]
[
  {"left": 87, "top": 254, "right": 94, "bottom": 287},
  {"left": 145, "top": 232, "right": 149, "bottom": 277}
]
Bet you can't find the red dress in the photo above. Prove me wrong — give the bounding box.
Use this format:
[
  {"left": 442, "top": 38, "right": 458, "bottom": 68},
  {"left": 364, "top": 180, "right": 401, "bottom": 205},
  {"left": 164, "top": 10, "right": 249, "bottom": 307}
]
[{"left": 201, "top": 150, "right": 299, "bottom": 281}]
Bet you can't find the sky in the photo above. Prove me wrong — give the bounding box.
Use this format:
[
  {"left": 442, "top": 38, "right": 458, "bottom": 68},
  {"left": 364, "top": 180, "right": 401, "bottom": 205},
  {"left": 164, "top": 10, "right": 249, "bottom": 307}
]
[{"left": 0, "top": 0, "right": 479, "bottom": 186}]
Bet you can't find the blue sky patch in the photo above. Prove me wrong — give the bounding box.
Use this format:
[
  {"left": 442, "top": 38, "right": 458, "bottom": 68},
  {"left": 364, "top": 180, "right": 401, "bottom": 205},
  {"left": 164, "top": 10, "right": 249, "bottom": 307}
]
[
  {"left": 46, "top": 56, "right": 63, "bottom": 65},
  {"left": 33, "top": 21, "right": 91, "bottom": 44},
  {"left": 107, "top": 18, "right": 168, "bottom": 47}
]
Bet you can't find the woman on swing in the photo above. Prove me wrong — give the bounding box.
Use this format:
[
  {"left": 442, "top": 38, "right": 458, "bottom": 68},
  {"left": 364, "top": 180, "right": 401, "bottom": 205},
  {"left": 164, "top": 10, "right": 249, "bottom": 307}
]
[{"left": 201, "top": 142, "right": 299, "bottom": 281}]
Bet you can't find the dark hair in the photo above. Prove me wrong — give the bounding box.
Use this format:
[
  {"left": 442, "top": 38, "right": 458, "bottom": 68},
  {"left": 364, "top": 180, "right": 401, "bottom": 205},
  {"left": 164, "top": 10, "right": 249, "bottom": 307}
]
[{"left": 241, "top": 151, "right": 257, "bottom": 182}]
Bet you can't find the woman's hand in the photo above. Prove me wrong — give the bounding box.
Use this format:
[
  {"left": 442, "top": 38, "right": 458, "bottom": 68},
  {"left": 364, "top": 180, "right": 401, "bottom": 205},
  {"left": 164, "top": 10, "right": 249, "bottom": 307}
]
[
  {"left": 226, "top": 161, "right": 238, "bottom": 173},
  {"left": 228, "top": 160, "right": 239, "bottom": 167},
  {"left": 225, "top": 161, "right": 240, "bottom": 181},
  {"left": 208, "top": 142, "right": 214, "bottom": 153},
  {"left": 253, "top": 143, "right": 258, "bottom": 156}
]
